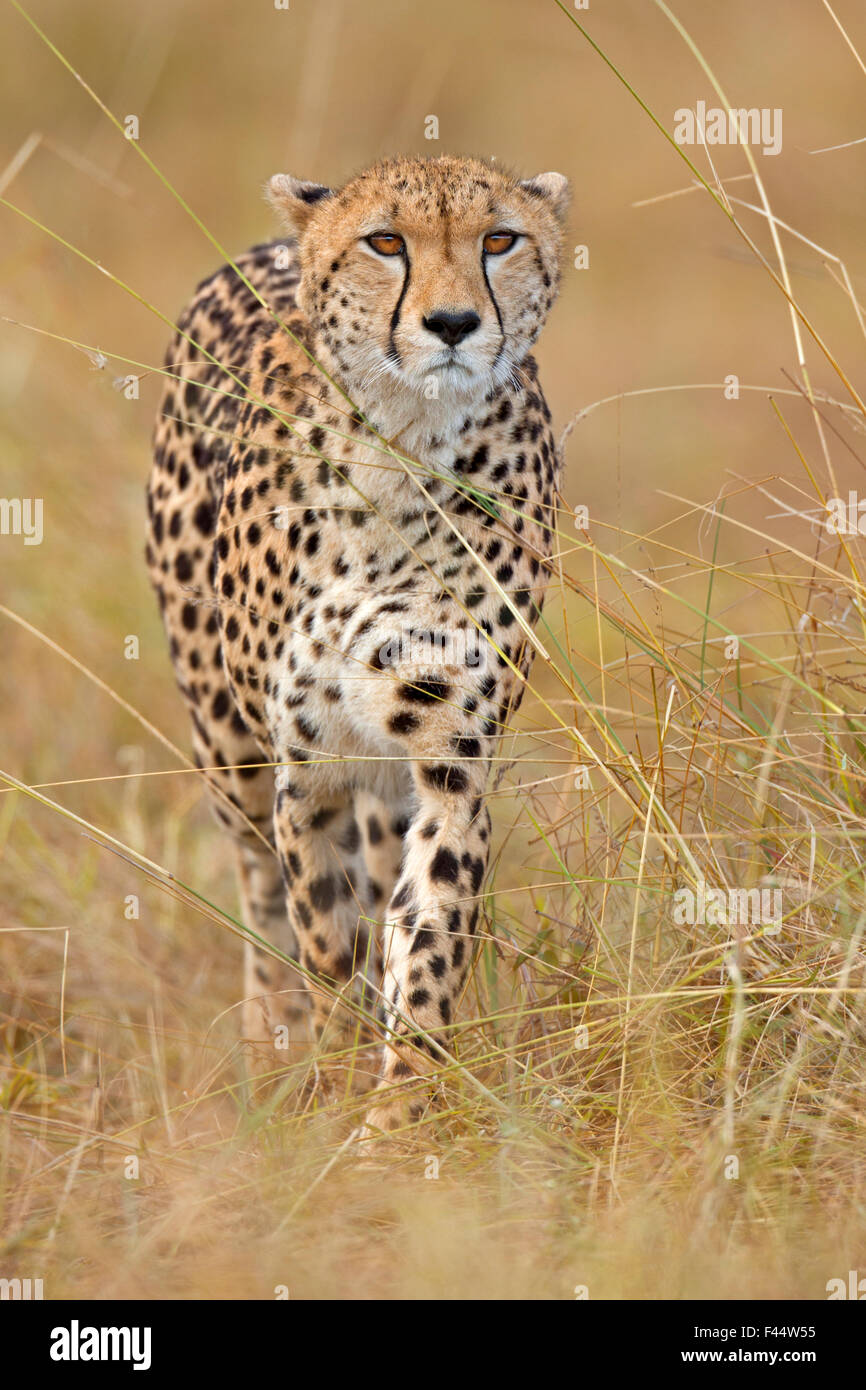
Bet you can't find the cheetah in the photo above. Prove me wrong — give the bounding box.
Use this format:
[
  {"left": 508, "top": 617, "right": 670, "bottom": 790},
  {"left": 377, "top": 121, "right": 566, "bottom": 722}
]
[{"left": 146, "top": 155, "right": 569, "bottom": 1139}]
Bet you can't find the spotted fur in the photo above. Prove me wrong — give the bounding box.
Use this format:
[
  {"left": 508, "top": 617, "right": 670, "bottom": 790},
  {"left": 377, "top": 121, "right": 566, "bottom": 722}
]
[{"left": 146, "top": 155, "right": 569, "bottom": 1137}]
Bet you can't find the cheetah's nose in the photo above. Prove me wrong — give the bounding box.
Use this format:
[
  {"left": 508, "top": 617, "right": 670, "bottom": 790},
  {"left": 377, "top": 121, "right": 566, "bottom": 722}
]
[{"left": 422, "top": 309, "right": 481, "bottom": 348}]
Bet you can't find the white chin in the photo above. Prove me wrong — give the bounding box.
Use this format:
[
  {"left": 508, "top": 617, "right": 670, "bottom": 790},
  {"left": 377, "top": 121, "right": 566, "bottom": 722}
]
[{"left": 415, "top": 360, "right": 490, "bottom": 396}]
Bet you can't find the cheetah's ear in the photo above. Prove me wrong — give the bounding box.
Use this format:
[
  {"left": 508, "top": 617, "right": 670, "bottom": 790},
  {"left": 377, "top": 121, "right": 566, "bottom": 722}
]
[
  {"left": 518, "top": 171, "right": 570, "bottom": 223},
  {"left": 266, "top": 174, "right": 334, "bottom": 234}
]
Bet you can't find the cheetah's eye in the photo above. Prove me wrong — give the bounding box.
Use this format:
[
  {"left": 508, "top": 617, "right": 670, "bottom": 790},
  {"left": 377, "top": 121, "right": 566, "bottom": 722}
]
[
  {"left": 483, "top": 232, "right": 518, "bottom": 255},
  {"left": 367, "top": 233, "right": 405, "bottom": 256}
]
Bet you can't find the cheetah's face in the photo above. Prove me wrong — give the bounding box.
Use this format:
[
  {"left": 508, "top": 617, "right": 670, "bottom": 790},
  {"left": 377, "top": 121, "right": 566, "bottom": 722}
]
[{"left": 267, "top": 156, "right": 569, "bottom": 408}]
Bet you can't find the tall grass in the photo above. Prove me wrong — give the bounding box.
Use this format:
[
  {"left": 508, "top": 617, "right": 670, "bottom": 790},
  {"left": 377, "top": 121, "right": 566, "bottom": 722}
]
[{"left": 1, "top": 0, "right": 865, "bottom": 1298}]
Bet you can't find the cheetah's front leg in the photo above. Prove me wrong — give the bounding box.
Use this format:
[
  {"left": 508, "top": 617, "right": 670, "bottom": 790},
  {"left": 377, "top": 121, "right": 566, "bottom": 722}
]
[
  {"left": 271, "top": 773, "right": 379, "bottom": 1056},
  {"left": 360, "top": 766, "right": 491, "bottom": 1140}
]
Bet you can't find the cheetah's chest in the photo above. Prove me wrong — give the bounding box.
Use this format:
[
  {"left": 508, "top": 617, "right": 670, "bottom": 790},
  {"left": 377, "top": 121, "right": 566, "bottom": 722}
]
[{"left": 214, "top": 380, "right": 557, "bottom": 761}]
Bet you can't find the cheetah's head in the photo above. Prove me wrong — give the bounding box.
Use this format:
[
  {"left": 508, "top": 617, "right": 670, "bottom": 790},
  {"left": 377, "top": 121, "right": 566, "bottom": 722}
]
[{"left": 266, "top": 155, "right": 569, "bottom": 415}]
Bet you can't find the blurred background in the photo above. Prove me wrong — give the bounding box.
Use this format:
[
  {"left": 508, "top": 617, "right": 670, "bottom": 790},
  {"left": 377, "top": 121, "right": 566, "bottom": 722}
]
[
  {"left": 1, "top": 0, "right": 865, "bottom": 1298},
  {"left": 2, "top": 0, "right": 864, "bottom": 767}
]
